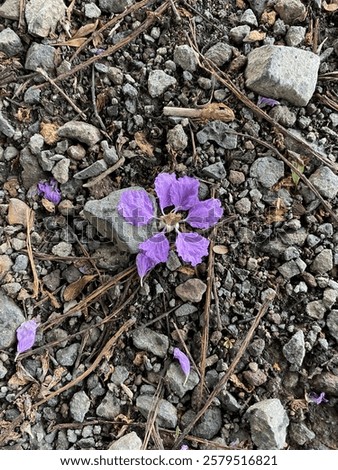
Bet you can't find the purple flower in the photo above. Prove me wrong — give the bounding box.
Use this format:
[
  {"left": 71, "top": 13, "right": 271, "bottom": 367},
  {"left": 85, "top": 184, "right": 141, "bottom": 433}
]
[
  {"left": 37, "top": 178, "right": 62, "bottom": 205},
  {"left": 16, "top": 319, "right": 38, "bottom": 358},
  {"left": 309, "top": 392, "right": 328, "bottom": 405},
  {"left": 173, "top": 347, "right": 191, "bottom": 380},
  {"left": 118, "top": 173, "right": 223, "bottom": 282},
  {"left": 180, "top": 445, "right": 189, "bottom": 450},
  {"left": 257, "top": 96, "right": 280, "bottom": 108}
]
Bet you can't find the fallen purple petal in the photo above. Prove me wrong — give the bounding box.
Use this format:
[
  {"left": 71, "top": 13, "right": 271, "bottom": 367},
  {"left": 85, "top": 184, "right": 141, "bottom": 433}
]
[
  {"left": 16, "top": 319, "right": 38, "bottom": 356},
  {"left": 176, "top": 231, "right": 210, "bottom": 266},
  {"left": 117, "top": 189, "right": 154, "bottom": 226},
  {"left": 180, "top": 445, "right": 189, "bottom": 450},
  {"left": 170, "top": 175, "right": 200, "bottom": 211},
  {"left": 37, "top": 178, "right": 62, "bottom": 205},
  {"left": 154, "top": 172, "right": 177, "bottom": 211},
  {"left": 309, "top": 392, "right": 328, "bottom": 405},
  {"left": 139, "top": 232, "right": 170, "bottom": 264},
  {"left": 136, "top": 252, "right": 157, "bottom": 283},
  {"left": 257, "top": 95, "right": 280, "bottom": 108},
  {"left": 173, "top": 347, "right": 190, "bottom": 377},
  {"left": 186, "top": 198, "right": 223, "bottom": 229}
]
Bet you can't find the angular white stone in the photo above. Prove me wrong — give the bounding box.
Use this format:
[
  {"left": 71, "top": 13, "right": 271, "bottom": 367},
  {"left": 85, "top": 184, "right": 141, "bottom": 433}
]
[{"left": 245, "top": 45, "right": 320, "bottom": 106}]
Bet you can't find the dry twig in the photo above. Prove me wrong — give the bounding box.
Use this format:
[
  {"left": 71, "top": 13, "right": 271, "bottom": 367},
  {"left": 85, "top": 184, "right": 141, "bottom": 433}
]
[
  {"left": 83, "top": 157, "right": 125, "bottom": 188},
  {"left": 26, "top": 209, "right": 39, "bottom": 298},
  {"left": 91, "top": 65, "right": 106, "bottom": 131}
]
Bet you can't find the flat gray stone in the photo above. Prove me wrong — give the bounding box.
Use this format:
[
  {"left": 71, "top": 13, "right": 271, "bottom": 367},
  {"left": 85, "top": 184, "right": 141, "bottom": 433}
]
[
  {"left": 25, "top": 43, "right": 55, "bottom": 72},
  {"left": 0, "top": 0, "right": 20, "bottom": 20},
  {"left": 0, "top": 111, "right": 16, "bottom": 138},
  {"left": 274, "top": 0, "right": 306, "bottom": 25},
  {"left": 167, "top": 124, "right": 188, "bottom": 152},
  {"left": 25, "top": 0, "right": 66, "bottom": 38},
  {"left": 248, "top": 0, "right": 268, "bottom": 17},
  {"left": 285, "top": 26, "right": 306, "bottom": 47},
  {"left": 148, "top": 70, "right": 177, "bottom": 98},
  {"left": 165, "top": 362, "right": 200, "bottom": 398},
  {"left": 310, "top": 249, "right": 333, "bottom": 274},
  {"left": 282, "top": 330, "right": 305, "bottom": 367},
  {"left": 108, "top": 432, "right": 142, "bottom": 450},
  {"left": 56, "top": 344, "right": 79, "bottom": 366},
  {"left": 181, "top": 408, "right": 222, "bottom": 439},
  {"left": 136, "top": 395, "right": 177, "bottom": 429},
  {"left": 278, "top": 258, "right": 306, "bottom": 279},
  {"left": 0, "top": 28, "right": 23, "bottom": 57},
  {"left": 174, "top": 45, "right": 198, "bottom": 72},
  {"left": 96, "top": 391, "right": 121, "bottom": 419},
  {"left": 250, "top": 156, "right": 284, "bottom": 188},
  {"left": 58, "top": 121, "right": 101, "bottom": 146},
  {"left": 240, "top": 9, "right": 258, "bottom": 27},
  {"left": 306, "top": 300, "right": 326, "bottom": 320},
  {"left": 175, "top": 303, "right": 198, "bottom": 317},
  {"left": 73, "top": 160, "right": 107, "bottom": 180},
  {"left": 0, "top": 290, "right": 25, "bottom": 348},
  {"left": 202, "top": 162, "right": 226, "bottom": 180},
  {"left": 83, "top": 187, "right": 158, "bottom": 253},
  {"left": 196, "top": 121, "right": 238, "bottom": 149},
  {"left": 70, "top": 391, "right": 90, "bottom": 422},
  {"left": 205, "top": 42, "right": 232, "bottom": 67},
  {"left": 289, "top": 422, "right": 315, "bottom": 445},
  {"left": 132, "top": 327, "right": 169, "bottom": 358},
  {"left": 308, "top": 166, "right": 338, "bottom": 199},
  {"left": 246, "top": 399, "right": 289, "bottom": 450},
  {"left": 245, "top": 45, "right": 320, "bottom": 106}
]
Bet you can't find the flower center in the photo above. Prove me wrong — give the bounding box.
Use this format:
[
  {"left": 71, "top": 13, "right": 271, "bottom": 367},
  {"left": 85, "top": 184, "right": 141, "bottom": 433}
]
[{"left": 160, "top": 211, "right": 182, "bottom": 232}]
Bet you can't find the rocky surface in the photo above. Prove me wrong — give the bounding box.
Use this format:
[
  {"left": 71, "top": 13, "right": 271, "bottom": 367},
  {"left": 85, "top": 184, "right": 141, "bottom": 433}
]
[{"left": 0, "top": 0, "right": 337, "bottom": 452}]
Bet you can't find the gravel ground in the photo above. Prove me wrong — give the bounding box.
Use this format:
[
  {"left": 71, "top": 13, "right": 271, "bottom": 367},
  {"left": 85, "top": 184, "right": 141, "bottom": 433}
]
[{"left": 1, "top": 0, "right": 338, "bottom": 451}]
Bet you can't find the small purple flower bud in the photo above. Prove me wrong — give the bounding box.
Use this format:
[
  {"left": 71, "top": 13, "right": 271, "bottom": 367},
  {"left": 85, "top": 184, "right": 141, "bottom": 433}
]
[{"left": 37, "top": 178, "right": 62, "bottom": 205}]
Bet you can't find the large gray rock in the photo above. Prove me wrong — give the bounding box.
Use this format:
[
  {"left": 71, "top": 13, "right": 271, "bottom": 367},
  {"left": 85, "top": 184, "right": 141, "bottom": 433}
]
[
  {"left": 83, "top": 187, "right": 158, "bottom": 253},
  {"left": 70, "top": 391, "right": 91, "bottom": 422},
  {"left": 174, "top": 45, "right": 198, "bottom": 72},
  {"left": 0, "top": 28, "right": 23, "bottom": 57},
  {"left": 0, "top": 0, "right": 20, "bottom": 20},
  {"left": 327, "top": 310, "right": 338, "bottom": 342},
  {"left": 148, "top": 70, "right": 177, "bottom": 98},
  {"left": 274, "top": 0, "right": 306, "bottom": 25},
  {"left": 308, "top": 166, "right": 338, "bottom": 199},
  {"left": 197, "top": 121, "right": 238, "bottom": 149},
  {"left": 136, "top": 395, "right": 177, "bottom": 429},
  {"left": 96, "top": 391, "right": 121, "bottom": 419},
  {"left": 250, "top": 156, "right": 284, "bottom": 188},
  {"left": 310, "top": 249, "right": 333, "bottom": 274},
  {"left": 246, "top": 399, "right": 289, "bottom": 449},
  {"left": 205, "top": 42, "right": 232, "bottom": 67},
  {"left": 165, "top": 362, "right": 200, "bottom": 398},
  {"left": 25, "top": 43, "right": 55, "bottom": 72},
  {"left": 282, "top": 330, "right": 305, "bottom": 367},
  {"left": 0, "top": 290, "right": 25, "bottom": 349},
  {"left": 108, "top": 432, "right": 142, "bottom": 450},
  {"left": 58, "top": 121, "right": 101, "bottom": 146},
  {"left": 25, "top": 0, "right": 65, "bottom": 37},
  {"left": 245, "top": 46, "right": 320, "bottom": 106}
]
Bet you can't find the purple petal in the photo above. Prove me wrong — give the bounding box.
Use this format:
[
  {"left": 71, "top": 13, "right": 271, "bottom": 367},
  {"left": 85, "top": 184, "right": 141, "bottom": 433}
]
[
  {"left": 139, "top": 233, "right": 170, "bottom": 264},
  {"left": 118, "top": 189, "right": 154, "bottom": 226},
  {"left": 154, "top": 173, "right": 177, "bottom": 211},
  {"left": 136, "top": 252, "right": 157, "bottom": 281},
  {"left": 173, "top": 347, "right": 190, "bottom": 377},
  {"left": 16, "top": 319, "right": 38, "bottom": 355},
  {"left": 180, "top": 445, "right": 189, "bottom": 450},
  {"left": 176, "top": 232, "right": 209, "bottom": 266},
  {"left": 309, "top": 392, "right": 328, "bottom": 405},
  {"left": 170, "top": 176, "right": 200, "bottom": 211},
  {"left": 186, "top": 199, "right": 223, "bottom": 229},
  {"left": 37, "top": 179, "right": 62, "bottom": 205},
  {"left": 257, "top": 96, "right": 280, "bottom": 108}
]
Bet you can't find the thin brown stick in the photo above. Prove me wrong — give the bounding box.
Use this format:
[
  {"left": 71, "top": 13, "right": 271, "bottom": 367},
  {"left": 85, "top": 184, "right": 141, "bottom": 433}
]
[
  {"left": 19, "top": 0, "right": 25, "bottom": 29},
  {"left": 91, "top": 65, "right": 106, "bottom": 131},
  {"left": 173, "top": 292, "right": 276, "bottom": 449},
  {"left": 71, "top": 0, "right": 154, "bottom": 62},
  {"left": 38, "top": 1, "right": 170, "bottom": 88},
  {"left": 313, "top": 16, "right": 319, "bottom": 54},
  {"left": 35, "top": 318, "right": 135, "bottom": 407},
  {"left": 83, "top": 156, "right": 125, "bottom": 188},
  {"left": 36, "top": 68, "right": 87, "bottom": 120}
]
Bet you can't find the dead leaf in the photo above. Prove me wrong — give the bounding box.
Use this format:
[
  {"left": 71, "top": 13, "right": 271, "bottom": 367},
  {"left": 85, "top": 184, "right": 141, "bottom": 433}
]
[
  {"left": 96, "top": 91, "right": 109, "bottom": 113},
  {"left": 200, "top": 102, "right": 235, "bottom": 122},
  {"left": 230, "top": 373, "right": 252, "bottom": 393},
  {"left": 3, "top": 178, "right": 19, "bottom": 197},
  {"left": 323, "top": 0, "right": 338, "bottom": 12},
  {"left": 16, "top": 107, "right": 31, "bottom": 123},
  {"left": 41, "top": 198, "right": 56, "bottom": 213},
  {"left": 289, "top": 398, "right": 308, "bottom": 412},
  {"left": 236, "top": 0, "right": 246, "bottom": 8},
  {"left": 265, "top": 197, "right": 287, "bottom": 224},
  {"left": 134, "top": 131, "right": 154, "bottom": 157},
  {"left": 177, "top": 266, "right": 195, "bottom": 276},
  {"left": 133, "top": 351, "right": 147, "bottom": 366},
  {"left": 63, "top": 274, "right": 96, "bottom": 302},
  {"left": 8, "top": 363, "right": 38, "bottom": 389},
  {"left": 8, "top": 198, "right": 32, "bottom": 227},
  {"left": 40, "top": 122, "right": 59, "bottom": 145},
  {"left": 243, "top": 30, "right": 266, "bottom": 42},
  {"left": 213, "top": 245, "right": 228, "bottom": 255},
  {"left": 55, "top": 37, "right": 87, "bottom": 47},
  {"left": 73, "top": 21, "right": 98, "bottom": 38}
]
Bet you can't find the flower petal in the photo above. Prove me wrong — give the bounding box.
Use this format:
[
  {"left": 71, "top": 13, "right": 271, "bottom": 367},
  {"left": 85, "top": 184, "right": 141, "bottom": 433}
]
[
  {"left": 257, "top": 96, "right": 280, "bottom": 108},
  {"left": 117, "top": 189, "right": 154, "bottom": 226},
  {"left": 173, "top": 347, "right": 190, "bottom": 377},
  {"left": 37, "top": 179, "right": 62, "bottom": 205},
  {"left": 154, "top": 172, "right": 177, "bottom": 210},
  {"left": 139, "top": 232, "right": 170, "bottom": 264},
  {"left": 176, "top": 232, "right": 209, "bottom": 266},
  {"left": 186, "top": 199, "right": 223, "bottom": 229},
  {"left": 136, "top": 253, "right": 157, "bottom": 282},
  {"left": 170, "top": 176, "right": 200, "bottom": 211},
  {"left": 16, "top": 319, "right": 38, "bottom": 355}
]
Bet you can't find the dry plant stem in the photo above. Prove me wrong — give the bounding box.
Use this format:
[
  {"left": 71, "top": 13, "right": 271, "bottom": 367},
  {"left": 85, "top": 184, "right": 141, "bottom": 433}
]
[
  {"left": 83, "top": 157, "right": 125, "bottom": 188},
  {"left": 34, "top": 318, "right": 135, "bottom": 407},
  {"left": 313, "top": 16, "right": 319, "bottom": 53},
  {"left": 91, "top": 65, "right": 106, "bottom": 131},
  {"left": 142, "top": 381, "right": 164, "bottom": 450},
  {"left": 39, "top": 1, "right": 170, "bottom": 88},
  {"left": 196, "top": 50, "right": 338, "bottom": 172},
  {"left": 71, "top": 0, "right": 154, "bottom": 61},
  {"left": 173, "top": 293, "right": 276, "bottom": 449},
  {"left": 36, "top": 68, "right": 87, "bottom": 120},
  {"left": 315, "top": 93, "right": 338, "bottom": 112},
  {"left": 19, "top": 0, "right": 25, "bottom": 29},
  {"left": 26, "top": 209, "right": 39, "bottom": 298},
  {"left": 41, "top": 266, "right": 136, "bottom": 331}
]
